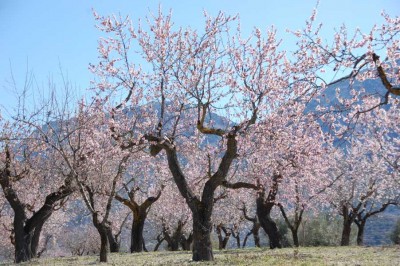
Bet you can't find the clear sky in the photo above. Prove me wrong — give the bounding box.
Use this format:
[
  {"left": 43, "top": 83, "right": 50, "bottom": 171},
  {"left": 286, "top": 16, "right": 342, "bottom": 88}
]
[{"left": 0, "top": 0, "right": 399, "bottom": 111}]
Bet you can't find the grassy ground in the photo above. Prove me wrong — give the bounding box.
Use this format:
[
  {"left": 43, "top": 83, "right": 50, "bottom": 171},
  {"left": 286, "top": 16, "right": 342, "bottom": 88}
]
[{"left": 3, "top": 246, "right": 400, "bottom": 266}]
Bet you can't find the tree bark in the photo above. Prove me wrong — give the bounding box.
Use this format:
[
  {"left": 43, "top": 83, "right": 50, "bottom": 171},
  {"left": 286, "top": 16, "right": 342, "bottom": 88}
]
[
  {"left": 240, "top": 205, "right": 261, "bottom": 248},
  {"left": 340, "top": 205, "right": 355, "bottom": 246},
  {"left": 106, "top": 226, "right": 120, "bottom": 253},
  {"left": 91, "top": 210, "right": 110, "bottom": 263},
  {"left": 192, "top": 208, "right": 214, "bottom": 261},
  {"left": 256, "top": 202, "right": 281, "bottom": 249},
  {"left": 242, "top": 232, "right": 251, "bottom": 248},
  {"left": 292, "top": 229, "right": 299, "bottom": 247},
  {"left": 253, "top": 227, "right": 261, "bottom": 247},
  {"left": 30, "top": 221, "right": 45, "bottom": 257},
  {"left": 153, "top": 234, "right": 165, "bottom": 251},
  {"left": 355, "top": 220, "right": 366, "bottom": 246},
  {"left": 341, "top": 219, "right": 352, "bottom": 246},
  {"left": 232, "top": 233, "right": 240, "bottom": 249},
  {"left": 354, "top": 202, "right": 396, "bottom": 246},
  {"left": 180, "top": 233, "right": 193, "bottom": 251},
  {"left": 130, "top": 218, "right": 145, "bottom": 252},
  {"left": 96, "top": 226, "right": 109, "bottom": 263},
  {"left": 13, "top": 215, "right": 30, "bottom": 263}
]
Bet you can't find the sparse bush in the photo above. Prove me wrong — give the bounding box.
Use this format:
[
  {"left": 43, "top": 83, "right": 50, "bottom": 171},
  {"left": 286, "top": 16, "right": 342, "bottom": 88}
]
[
  {"left": 61, "top": 225, "right": 100, "bottom": 256},
  {"left": 276, "top": 220, "right": 291, "bottom": 247},
  {"left": 298, "top": 214, "right": 346, "bottom": 246},
  {"left": 390, "top": 219, "right": 400, "bottom": 245}
]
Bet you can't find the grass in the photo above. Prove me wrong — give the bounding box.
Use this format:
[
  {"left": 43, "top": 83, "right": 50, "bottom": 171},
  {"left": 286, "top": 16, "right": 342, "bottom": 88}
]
[{"left": 3, "top": 246, "right": 400, "bottom": 266}]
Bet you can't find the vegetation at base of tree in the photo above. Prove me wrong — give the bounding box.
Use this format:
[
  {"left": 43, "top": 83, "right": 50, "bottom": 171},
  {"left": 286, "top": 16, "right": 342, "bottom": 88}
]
[
  {"left": 390, "top": 219, "right": 400, "bottom": 245},
  {"left": 1, "top": 246, "right": 399, "bottom": 266}
]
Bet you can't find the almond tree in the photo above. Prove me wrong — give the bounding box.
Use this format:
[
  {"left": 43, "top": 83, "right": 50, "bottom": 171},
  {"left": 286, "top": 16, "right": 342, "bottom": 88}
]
[
  {"left": 114, "top": 154, "right": 168, "bottom": 253},
  {"left": 0, "top": 101, "right": 77, "bottom": 263},
  {"left": 212, "top": 189, "right": 247, "bottom": 250},
  {"left": 291, "top": 7, "right": 399, "bottom": 118},
  {"left": 70, "top": 103, "right": 137, "bottom": 262},
  {"left": 149, "top": 183, "right": 193, "bottom": 251},
  {"left": 239, "top": 203, "right": 261, "bottom": 248},
  {"left": 90, "top": 9, "right": 291, "bottom": 261},
  {"left": 326, "top": 107, "right": 400, "bottom": 246}
]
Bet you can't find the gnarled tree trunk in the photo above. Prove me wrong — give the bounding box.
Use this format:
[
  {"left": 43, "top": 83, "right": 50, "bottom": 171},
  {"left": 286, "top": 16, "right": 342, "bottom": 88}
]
[
  {"left": 115, "top": 188, "right": 162, "bottom": 253},
  {"left": 256, "top": 174, "right": 282, "bottom": 249},
  {"left": 1, "top": 150, "right": 73, "bottom": 263},
  {"left": 147, "top": 110, "right": 243, "bottom": 261}
]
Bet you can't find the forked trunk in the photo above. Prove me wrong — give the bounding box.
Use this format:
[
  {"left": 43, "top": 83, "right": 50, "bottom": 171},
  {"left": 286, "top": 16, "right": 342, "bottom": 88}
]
[
  {"left": 256, "top": 195, "right": 281, "bottom": 249},
  {"left": 180, "top": 233, "right": 193, "bottom": 251}
]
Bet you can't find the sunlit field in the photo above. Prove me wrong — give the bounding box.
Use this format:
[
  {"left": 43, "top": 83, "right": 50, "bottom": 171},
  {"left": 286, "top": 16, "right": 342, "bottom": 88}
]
[{"left": 4, "top": 246, "right": 399, "bottom": 266}]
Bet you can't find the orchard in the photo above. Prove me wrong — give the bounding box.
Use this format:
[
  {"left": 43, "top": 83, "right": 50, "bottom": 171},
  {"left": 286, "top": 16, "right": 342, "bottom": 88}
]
[{"left": 0, "top": 4, "right": 399, "bottom": 264}]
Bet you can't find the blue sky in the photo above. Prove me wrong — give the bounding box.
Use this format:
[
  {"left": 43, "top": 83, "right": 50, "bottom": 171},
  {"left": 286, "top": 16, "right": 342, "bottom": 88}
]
[{"left": 0, "top": 0, "right": 399, "bottom": 111}]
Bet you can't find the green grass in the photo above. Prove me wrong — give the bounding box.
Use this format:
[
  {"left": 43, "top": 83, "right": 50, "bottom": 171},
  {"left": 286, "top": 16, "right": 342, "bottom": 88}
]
[{"left": 3, "top": 246, "right": 400, "bottom": 266}]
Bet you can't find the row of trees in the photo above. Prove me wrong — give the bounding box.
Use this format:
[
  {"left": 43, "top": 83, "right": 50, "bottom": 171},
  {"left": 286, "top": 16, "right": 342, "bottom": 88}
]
[{"left": 0, "top": 7, "right": 399, "bottom": 263}]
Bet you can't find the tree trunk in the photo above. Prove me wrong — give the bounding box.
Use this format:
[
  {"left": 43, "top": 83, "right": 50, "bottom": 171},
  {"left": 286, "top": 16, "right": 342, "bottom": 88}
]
[
  {"left": 167, "top": 238, "right": 180, "bottom": 251},
  {"left": 106, "top": 226, "right": 119, "bottom": 253},
  {"left": 131, "top": 218, "right": 145, "bottom": 252},
  {"left": 253, "top": 222, "right": 261, "bottom": 248},
  {"left": 192, "top": 210, "right": 213, "bottom": 261},
  {"left": 231, "top": 232, "right": 240, "bottom": 248},
  {"left": 154, "top": 237, "right": 165, "bottom": 251},
  {"left": 341, "top": 219, "right": 352, "bottom": 246},
  {"left": 356, "top": 220, "right": 366, "bottom": 246},
  {"left": 92, "top": 211, "right": 110, "bottom": 263},
  {"left": 256, "top": 196, "right": 281, "bottom": 249},
  {"left": 14, "top": 217, "right": 30, "bottom": 263},
  {"left": 98, "top": 228, "right": 109, "bottom": 263},
  {"left": 291, "top": 228, "right": 299, "bottom": 247},
  {"left": 30, "top": 222, "right": 45, "bottom": 257},
  {"left": 216, "top": 224, "right": 231, "bottom": 250},
  {"left": 180, "top": 233, "right": 193, "bottom": 251},
  {"left": 242, "top": 232, "right": 251, "bottom": 248}
]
